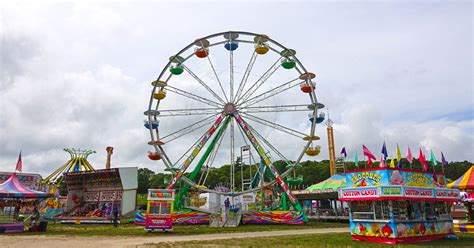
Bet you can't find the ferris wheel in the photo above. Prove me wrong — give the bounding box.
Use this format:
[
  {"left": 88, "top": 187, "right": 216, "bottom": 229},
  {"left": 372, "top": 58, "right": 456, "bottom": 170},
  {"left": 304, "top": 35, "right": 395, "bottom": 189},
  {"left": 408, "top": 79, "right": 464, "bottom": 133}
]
[{"left": 144, "top": 31, "right": 324, "bottom": 211}]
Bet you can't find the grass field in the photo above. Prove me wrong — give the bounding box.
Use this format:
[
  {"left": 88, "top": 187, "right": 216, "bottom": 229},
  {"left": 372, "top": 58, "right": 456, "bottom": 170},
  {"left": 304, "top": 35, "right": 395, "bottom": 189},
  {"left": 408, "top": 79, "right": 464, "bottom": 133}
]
[
  {"left": 154, "top": 233, "right": 474, "bottom": 248},
  {"left": 16, "top": 221, "right": 347, "bottom": 236}
]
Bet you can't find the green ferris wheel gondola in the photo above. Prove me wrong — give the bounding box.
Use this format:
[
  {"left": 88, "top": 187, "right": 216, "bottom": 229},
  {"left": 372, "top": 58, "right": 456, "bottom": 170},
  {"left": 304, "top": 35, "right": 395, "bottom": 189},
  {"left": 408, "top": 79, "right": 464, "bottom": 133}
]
[
  {"left": 170, "top": 65, "right": 184, "bottom": 75},
  {"left": 281, "top": 59, "right": 296, "bottom": 69}
]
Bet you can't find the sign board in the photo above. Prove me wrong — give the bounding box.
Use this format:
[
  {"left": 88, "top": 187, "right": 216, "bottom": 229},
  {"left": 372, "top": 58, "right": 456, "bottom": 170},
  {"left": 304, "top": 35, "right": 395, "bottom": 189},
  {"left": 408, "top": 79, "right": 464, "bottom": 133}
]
[
  {"left": 148, "top": 189, "right": 175, "bottom": 200},
  {"left": 340, "top": 187, "right": 379, "bottom": 199},
  {"left": 345, "top": 169, "right": 446, "bottom": 188},
  {"left": 241, "top": 193, "right": 255, "bottom": 204},
  {"left": 339, "top": 186, "right": 459, "bottom": 201},
  {"left": 403, "top": 187, "right": 435, "bottom": 198},
  {"left": 435, "top": 189, "right": 460, "bottom": 200},
  {"left": 380, "top": 186, "right": 403, "bottom": 197}
]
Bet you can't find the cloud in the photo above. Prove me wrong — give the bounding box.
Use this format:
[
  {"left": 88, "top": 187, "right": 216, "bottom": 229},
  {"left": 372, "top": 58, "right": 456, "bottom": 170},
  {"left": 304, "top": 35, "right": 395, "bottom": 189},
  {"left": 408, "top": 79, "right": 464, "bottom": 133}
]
[{"left": 328, "top": 105, "right": 474, "bottom": 162}]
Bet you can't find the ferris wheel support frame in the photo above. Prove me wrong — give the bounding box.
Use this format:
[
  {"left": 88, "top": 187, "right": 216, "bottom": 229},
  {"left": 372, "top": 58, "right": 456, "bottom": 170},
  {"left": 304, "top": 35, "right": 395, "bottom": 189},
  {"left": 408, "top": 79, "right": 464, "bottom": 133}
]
[
  {"left": 234, "top": 112, "right": 306, "bottom": 219},
  {"left": 174, "top": 116, "right": 231, "bottom": 209},
  {"left": 166, "top": 112, "right": 226, "bottom": 189}
]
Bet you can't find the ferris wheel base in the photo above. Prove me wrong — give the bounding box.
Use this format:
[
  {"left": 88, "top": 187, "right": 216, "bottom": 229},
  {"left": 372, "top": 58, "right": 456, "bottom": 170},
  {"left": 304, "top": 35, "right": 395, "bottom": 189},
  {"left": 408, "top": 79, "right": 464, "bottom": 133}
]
[{"left": 242, "top": 210, "right": 305, "bottom": 225}]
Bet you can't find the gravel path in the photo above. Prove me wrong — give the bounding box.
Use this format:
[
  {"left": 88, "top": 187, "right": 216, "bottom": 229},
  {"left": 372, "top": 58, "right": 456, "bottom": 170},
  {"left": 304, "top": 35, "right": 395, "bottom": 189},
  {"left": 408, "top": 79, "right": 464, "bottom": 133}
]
[{"left": 1, "top": 227, "right": 349, "bottom": 248}]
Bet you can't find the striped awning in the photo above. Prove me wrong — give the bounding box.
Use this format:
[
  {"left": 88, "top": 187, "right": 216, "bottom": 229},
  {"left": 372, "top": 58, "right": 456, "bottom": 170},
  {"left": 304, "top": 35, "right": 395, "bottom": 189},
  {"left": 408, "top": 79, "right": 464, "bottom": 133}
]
[
  {"left": 448, "top": 165, "right": 474, "bottom": 190},
  {"left": 306, "top": 174, "right": 346, "bottom": 191},
  {"left": 0, "top": 173, "right": 51, "bottom": 198}
]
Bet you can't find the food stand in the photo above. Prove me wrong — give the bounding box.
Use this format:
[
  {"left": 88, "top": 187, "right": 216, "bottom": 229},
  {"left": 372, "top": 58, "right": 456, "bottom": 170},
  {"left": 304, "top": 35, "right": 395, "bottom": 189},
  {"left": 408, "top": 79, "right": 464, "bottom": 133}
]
[
  {"left": 145, "top": 189, "right": 175, "bottom": 232},
  {"left": 339, "top": 168, "right": 460, "bottom": 244}
]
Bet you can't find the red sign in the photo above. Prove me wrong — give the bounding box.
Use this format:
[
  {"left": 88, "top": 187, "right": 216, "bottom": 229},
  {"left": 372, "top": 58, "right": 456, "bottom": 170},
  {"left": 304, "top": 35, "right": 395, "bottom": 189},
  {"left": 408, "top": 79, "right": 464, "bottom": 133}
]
[
  {"left": 404, "top": 188, "right": 434, "bottom": 198},
  {"left": 341, "top": 188, "right": 378, "bottom": 198},
  {"left": 436, "top": 189, "right": 460, "bottom": 199}
]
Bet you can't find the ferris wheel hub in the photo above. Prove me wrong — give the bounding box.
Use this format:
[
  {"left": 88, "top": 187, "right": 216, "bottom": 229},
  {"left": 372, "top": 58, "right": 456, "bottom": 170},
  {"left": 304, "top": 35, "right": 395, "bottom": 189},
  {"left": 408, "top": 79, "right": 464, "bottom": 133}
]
[{"left": 224, "top": 102, "right": 237, "bottom": 115}]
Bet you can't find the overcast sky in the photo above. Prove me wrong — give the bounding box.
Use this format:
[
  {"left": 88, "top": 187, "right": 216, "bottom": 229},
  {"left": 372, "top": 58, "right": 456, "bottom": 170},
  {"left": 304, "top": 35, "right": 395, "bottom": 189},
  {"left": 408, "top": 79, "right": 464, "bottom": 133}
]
[{"left": 0, "top": 1, "right": 472, "bottom": 178}]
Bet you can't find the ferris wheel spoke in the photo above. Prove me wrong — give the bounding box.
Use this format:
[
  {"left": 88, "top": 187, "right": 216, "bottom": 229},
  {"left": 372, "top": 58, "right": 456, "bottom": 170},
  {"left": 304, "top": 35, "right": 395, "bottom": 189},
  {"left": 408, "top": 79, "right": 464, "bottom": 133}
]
[
  {"left": 233, "top": 51, "right": 257, "bottom": 102},
  {"left": 182, "top": 64, "right": 226, "bottom": 104},
  {"left": 240, "top": 112, "right": 306, "bottom": 139},
  {"left": 166, "top": 113, "right": 227, "bottom": 189},
  {"left": 240, "top": 104, "right": 312, "bottom": 113},
  {"left": 230, "top": 117, "right": 236, "bottom": 192},
  {"left": 166, "top": 85, "right": 222, "bottom": 108},
  {"left": 157, "top": 146, "right": 174, "bottom": 169},
  {"left": 161, "top": 114, "right": 218, "bottom": 143},
  {"left": 229, "top": 46, "right": 234, "bottom": 102},
  {"left": 236, "top": 57, "right": 281, "bottom": 105},
  {"left": 240, "top": 77, "right": 300, "bottom": 107},
  {"left": 235, "top": 118, "right": 260, "bottom": 167},
  {"left": 203, "top": 121, "right": 228, "bottom": 170},
  {"left": 234, "top": 112, "right": 300, "bottom": 208},
  {"left": 242, "top": 118, "right": 291, "bottom": 164},
  {"left": 206, "top": 55, "right": 229, "bottom": 103},
  {"left": 158, "top": 107, "right": 222, "bottom": 117},
  {"left": 172, "top": 135, "right": 205, "bottom": 168}
]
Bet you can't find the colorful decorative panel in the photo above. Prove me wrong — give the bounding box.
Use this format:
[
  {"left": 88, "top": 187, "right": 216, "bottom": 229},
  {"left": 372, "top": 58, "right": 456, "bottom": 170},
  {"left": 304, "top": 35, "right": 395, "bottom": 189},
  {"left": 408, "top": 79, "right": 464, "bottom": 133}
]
[{"left": 346, "top": 169, "right": 446, "bottom": 188}]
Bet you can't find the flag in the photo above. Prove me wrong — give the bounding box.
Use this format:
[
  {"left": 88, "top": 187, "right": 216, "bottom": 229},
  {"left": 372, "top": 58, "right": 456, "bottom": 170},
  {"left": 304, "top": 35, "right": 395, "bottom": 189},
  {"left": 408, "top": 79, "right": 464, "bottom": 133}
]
[
  {"left": 362, "top": 145, "right": 376, "bottom": 161},
  {"left": 406, "top": 146, "right": 413, "bottom": 164},
  {"left": 396, "top": 143, "right": 403, "bottom": 168},
  {"left": 419, "top": 148, "right": 428, "bottom": 171},
  {"left": 354, "top": 152, "right": 359, "bottom": 168},
  {"left": 381, "top": 142, "right": 388, "bottom": 160},
  {"left": 390, "top": 157, "right": 395, "bottom": 168},
  {"left": 379, "top": 155, "right": 386, "bottom": 168},
  {"left": 429, "top": 150, "right": 437, "bottom": 165},
  {"left": 367, "top": 157, "right": 373, "bottom": 167},
  {"left": 341, "top": 147, "right": 347, "bottom": 158},
  {"left": 15, "top": 151, "right": 22, "bottom": 172},
  {"left": 441, "top": 152, "right": 448, "bottom": 168},
  {"left": 396, "top": 144, "right": 402, "bottom": 161}
]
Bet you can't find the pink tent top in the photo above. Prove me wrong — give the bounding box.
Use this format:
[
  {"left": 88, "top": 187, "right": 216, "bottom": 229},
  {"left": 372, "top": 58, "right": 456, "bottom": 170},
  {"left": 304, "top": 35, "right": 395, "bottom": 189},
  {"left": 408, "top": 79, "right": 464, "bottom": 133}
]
[{"left": 0, "top": 173, "right": 51, "bottom": 199}]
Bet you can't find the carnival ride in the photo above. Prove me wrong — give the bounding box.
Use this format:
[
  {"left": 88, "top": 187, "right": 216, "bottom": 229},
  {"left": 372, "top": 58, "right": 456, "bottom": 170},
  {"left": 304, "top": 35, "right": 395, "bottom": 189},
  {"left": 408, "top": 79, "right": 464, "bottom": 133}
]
[
  {"left": 43, "top": 148, "right": 96, "bottom": 185},
  {"left": 144, "top": 31, "right": 324, "bottom": 224},
  {"left": 40, "top": 147, "right": 138, "bottom": 224}
]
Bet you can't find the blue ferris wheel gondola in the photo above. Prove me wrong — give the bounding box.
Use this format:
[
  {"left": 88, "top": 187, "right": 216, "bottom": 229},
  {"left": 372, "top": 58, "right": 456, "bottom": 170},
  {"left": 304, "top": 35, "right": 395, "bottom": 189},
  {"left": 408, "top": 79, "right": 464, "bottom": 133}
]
[
  {"left": 144, "top": 120, "right": 159, "bottom": 129},
  {"left": 308, "top": 112, "right": 325, "bottom": 124},
  {"left": 224, "top": 42, "right": 238, "bottom": 51}
]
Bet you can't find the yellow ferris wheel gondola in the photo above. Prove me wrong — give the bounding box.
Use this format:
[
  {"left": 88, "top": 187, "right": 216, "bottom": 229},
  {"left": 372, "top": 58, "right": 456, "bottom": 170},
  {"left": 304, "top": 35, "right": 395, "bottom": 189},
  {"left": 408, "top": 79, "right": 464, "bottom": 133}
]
[
  {"left": 153, "top": 90, "right": 167, "bottom": 100},
  {"left": 305, "top": 145, "right": 321, "bottom": 156}
]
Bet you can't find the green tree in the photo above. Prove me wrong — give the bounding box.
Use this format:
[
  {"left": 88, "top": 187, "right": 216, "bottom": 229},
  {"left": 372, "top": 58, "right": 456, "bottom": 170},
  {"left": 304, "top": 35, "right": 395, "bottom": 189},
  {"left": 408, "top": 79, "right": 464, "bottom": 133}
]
[{"left": 137, "top": 168, "right": 155, "bottom": 194}]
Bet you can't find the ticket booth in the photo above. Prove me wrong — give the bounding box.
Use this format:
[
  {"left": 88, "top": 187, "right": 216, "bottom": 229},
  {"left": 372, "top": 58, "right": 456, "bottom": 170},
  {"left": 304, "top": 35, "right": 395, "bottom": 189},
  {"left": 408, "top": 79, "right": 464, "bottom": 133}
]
[{"left": 145, "top": 189, "right": 175, "bottom": 232}]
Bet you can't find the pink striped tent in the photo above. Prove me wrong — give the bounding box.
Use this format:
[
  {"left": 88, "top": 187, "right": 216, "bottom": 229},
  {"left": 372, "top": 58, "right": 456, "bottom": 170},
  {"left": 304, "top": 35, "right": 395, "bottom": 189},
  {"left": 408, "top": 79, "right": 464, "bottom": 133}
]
[{"left": 0, "top": 173, "right": 51, "bottom": 198}]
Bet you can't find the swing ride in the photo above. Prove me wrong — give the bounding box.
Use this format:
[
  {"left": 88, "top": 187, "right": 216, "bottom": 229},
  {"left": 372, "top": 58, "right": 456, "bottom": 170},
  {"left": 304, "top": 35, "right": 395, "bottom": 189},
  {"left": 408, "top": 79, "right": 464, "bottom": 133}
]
[{"left": 144, "top": 31, "right": 324, "bottom": 223}]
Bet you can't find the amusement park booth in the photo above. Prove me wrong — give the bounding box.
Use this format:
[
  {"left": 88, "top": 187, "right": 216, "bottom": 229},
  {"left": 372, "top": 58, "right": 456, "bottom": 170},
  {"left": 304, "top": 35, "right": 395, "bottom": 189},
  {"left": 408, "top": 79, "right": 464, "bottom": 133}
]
[
  {"left": 62, "top": 167, "right": 137, "bottom": 223},
  {"left": 0, "top": 173, "right": 51, "bottom": 233},
  {"left": 448, "top": 165, "right": 474, "bottom": 233},
  {"left": 145, "top": 189, "right": 175, "bottom": 231},
  {"left": 293, "top": 174, "right": 348, "bottom": 220},
  {"left": 339, "top": 168, "right": 460, "bottom": 244}
]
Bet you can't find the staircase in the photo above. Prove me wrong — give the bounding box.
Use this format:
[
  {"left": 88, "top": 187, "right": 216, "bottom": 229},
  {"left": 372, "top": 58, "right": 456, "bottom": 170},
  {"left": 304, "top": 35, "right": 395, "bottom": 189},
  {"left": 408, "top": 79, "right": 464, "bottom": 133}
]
[{"left": 209, "top": 209, "right": 242, "bottom": 227}]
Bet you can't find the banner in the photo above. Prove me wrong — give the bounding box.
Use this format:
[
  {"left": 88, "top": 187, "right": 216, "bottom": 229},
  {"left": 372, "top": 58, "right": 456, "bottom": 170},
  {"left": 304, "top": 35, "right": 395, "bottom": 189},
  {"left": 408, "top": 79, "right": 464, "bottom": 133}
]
[{"left": 346, "top": 169, "right": 446, "bottom": 188}]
